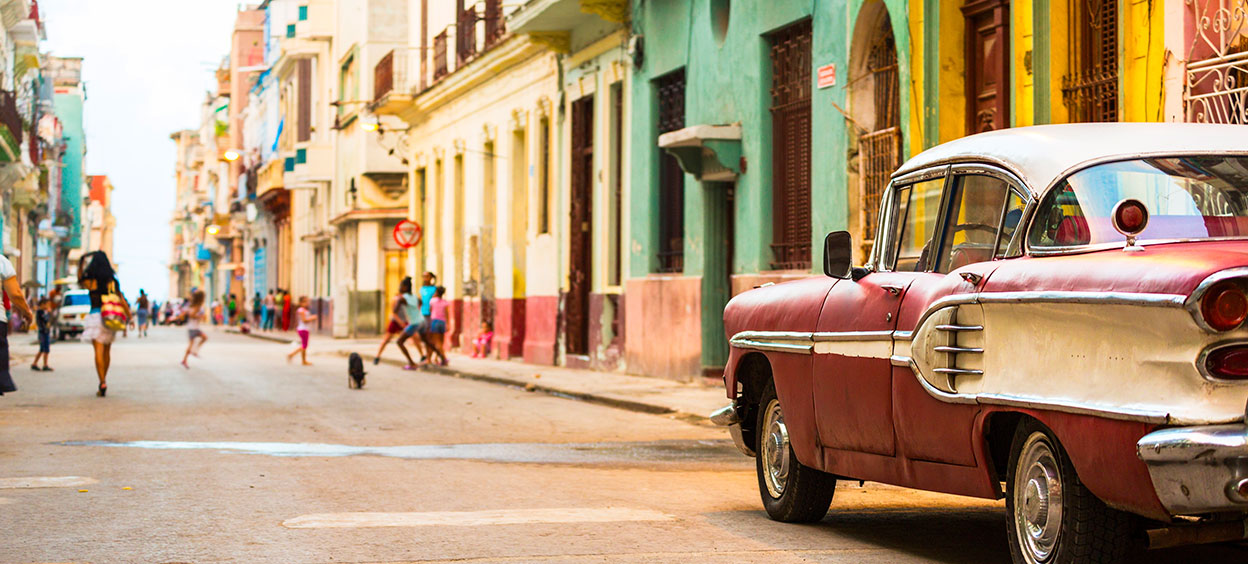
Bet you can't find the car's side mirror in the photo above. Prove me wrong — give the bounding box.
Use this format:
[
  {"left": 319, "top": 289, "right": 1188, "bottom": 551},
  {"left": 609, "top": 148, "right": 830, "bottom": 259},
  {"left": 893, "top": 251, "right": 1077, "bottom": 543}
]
[{"left": 823, "top": 231, "right": 853, "bottom": 279}]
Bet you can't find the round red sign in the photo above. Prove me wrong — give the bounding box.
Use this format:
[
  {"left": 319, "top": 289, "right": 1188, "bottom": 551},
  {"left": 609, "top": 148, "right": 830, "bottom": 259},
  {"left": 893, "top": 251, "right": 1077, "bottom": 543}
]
[{"left": 393, "top": 220, "right": 423, "bottom": 249}]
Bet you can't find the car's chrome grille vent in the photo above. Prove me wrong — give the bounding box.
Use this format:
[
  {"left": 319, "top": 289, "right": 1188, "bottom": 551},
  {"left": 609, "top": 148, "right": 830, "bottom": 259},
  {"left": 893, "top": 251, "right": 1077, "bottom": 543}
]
[{"left": 932, "top": 308, "right": 984, "bottom": 390}]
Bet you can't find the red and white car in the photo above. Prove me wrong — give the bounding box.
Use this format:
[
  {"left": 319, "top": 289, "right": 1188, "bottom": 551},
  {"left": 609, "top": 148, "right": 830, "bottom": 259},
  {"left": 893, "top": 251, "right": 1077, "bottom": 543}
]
[{"left": 713, "top": 123, "right": 1248, "bottom": 563}]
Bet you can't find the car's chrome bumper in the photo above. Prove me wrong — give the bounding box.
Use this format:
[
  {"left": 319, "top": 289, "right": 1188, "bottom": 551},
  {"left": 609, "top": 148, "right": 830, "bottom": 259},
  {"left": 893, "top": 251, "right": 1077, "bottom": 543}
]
[
  {"left": 1138, "top": 422, "right": 1248, "bottom": 516},
  {"left": 710, "top": 402, "right": 755, "bottom": 457}
]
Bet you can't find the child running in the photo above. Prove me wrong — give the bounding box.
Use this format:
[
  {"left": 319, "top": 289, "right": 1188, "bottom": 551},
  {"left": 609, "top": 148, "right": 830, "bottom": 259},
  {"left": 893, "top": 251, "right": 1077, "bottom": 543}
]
[
  {"left": 286, "top": 296, "right": 318, "bottom": 366},
  {"left": 30, "top": 298, "right": 53, "bottom": 371},
  {"left": 180, "top": 290, "right": 207, "bottom": 369},
  {"left": 374, "top": 277, "right": 412, "bottom": 365}
]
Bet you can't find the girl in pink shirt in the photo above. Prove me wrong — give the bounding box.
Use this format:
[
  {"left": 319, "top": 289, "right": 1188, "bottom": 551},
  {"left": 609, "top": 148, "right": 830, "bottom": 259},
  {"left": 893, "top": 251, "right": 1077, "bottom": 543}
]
[{"left": 425, "top": 286, "right": 449, "bottom": 366}]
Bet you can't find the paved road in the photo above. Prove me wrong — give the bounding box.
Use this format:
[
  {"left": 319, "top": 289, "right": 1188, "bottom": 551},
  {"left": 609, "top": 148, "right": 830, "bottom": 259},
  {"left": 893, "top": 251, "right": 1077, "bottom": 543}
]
[{"left": 1, "top": 327, "right": 1244, "bottom": 563}]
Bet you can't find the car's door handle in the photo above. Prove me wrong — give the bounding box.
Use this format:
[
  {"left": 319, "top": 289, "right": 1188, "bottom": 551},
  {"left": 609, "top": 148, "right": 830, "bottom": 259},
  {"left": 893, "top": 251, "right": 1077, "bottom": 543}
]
[
  {"left": 960, "top": 272, "right": 984, "bottom": 285},
  {"left": 880, "top": 284, "right": 904, "bottom": 296}
]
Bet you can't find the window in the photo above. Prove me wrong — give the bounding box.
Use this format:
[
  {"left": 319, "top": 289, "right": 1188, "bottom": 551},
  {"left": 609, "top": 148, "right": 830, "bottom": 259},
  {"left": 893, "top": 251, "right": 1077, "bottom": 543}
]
[
  {"left": 338, "top": 52, "right": 358, "bottom": 121},
  {"left": 1028, "top": 156, "right": 1248, "bottom": 249},
  {"left": 298, "top": 5, "right": 308, "bottom": 21},
  {"left": 769, "top": 20, "right": 813, "bottom": 270},
  {"left": 608, "top": 81, "right": 624, "bottom": 286},
  {"left": 537, "top": 115, "right": 551, "bottom": 234},
  {"left": 888, "top": 176, "right": 945, "bottom": 272},
  {"left": 655, "top": 69, "right": 686, "bottom": 273},
  {"left": 1062, "top": 0, "right": 1118, "bottom": 122},
  {"left": 297, "top": 58, "right": 312, "bottom": 142},
  {"left": 934, "top": 174, "right": 1024, "bottom": 273}
]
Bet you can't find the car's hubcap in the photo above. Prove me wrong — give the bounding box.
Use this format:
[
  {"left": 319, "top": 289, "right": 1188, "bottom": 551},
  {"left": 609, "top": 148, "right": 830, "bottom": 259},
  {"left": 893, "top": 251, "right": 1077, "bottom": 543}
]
[
  {"left": 761, "top": 398, "right": 791, "bottom": 499},
  {"left": 1015, "top": 434, "right": 1063, "bottom": 562}
]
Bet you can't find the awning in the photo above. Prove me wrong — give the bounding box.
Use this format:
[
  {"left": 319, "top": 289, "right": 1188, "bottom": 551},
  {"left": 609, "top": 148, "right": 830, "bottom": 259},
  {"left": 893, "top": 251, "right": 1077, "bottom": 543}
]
[{"left": 657, "top": 124, "right": 743, "bottom": 182}]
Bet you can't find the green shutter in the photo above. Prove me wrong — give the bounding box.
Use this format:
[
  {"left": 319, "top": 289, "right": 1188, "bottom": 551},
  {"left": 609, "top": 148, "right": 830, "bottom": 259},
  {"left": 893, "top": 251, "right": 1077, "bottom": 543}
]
[
  {"left": 286, "top": 24, "right": 296, "bottom": 38},
  {"left": 296, "top": 148, "right": 307, "bottom": 164},
  {"left": 284, "top": 157, "right": 295, "bottom": 172},
  {"left": 299, "top": 6, "right": 308, "bottom": 21}
]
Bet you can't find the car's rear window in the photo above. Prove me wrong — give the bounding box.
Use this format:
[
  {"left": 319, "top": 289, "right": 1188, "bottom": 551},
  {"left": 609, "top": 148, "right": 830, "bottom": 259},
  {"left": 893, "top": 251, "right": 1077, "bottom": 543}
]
[
  {"left": 1029, "top": 156, "right": 1248, "bottom": 249},
  {"left": 62, "top": 294, "right": 90, "bottom": 307}
]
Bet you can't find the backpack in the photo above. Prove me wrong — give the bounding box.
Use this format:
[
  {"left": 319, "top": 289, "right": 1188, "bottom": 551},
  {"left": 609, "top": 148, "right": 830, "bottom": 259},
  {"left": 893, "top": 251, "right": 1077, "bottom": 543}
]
[
  {"left": 100, "top": 283, "right": 129, "bottom": 331},
  {"left": 347, "top": 352, "right": 366, "bottom": 389}
]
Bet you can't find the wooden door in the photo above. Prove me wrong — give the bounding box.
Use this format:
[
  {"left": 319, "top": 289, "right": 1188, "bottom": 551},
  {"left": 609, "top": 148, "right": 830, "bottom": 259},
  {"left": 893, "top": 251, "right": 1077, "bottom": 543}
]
[
  {"left": 566, "top": 96, "right": 594, "bottom": 356},
  {"left": 963, "top": 0, "right": 1009, "bottom": 133}
]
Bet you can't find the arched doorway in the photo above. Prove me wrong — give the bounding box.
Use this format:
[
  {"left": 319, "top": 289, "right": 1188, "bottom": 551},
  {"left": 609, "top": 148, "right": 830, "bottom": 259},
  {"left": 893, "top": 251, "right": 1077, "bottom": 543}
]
[{"left": 847, "top": 1, "right": 902, "bottom": 262}]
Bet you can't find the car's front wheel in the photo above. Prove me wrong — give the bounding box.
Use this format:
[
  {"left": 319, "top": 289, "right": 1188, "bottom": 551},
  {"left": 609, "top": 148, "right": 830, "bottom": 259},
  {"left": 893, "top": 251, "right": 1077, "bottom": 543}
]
[
  {"left": 1006, "top": 420, "right": 1138, "bottom": 564},
  {"left": 755, "top": 382, "right": 836, "bottom": 522}
]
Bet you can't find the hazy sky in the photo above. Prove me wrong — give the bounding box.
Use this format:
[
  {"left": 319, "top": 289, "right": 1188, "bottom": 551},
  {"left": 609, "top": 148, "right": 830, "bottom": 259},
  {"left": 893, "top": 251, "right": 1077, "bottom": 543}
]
[{"left": 40, "top": 0, "right": 246, "bottom": 302}]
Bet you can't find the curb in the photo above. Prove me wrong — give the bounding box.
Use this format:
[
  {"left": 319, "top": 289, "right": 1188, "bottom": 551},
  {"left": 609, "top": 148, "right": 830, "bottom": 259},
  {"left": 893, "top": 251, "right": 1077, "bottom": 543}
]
[
  {"left": 225, "top": 327, "right": 710, "bottom": 424},
  {"left": 333, "top": 350, "right": 712, "bottom": 425},
  {"left": 224, "top": 328, "right": 295, "bottom": 344}
]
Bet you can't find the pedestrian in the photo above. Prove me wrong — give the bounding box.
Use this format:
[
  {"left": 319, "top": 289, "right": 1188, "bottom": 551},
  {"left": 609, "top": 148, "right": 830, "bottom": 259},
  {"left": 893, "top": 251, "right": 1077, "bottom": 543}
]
[
  {"left": 179, "top": 290, "right": 207, "bottom": 369},
  {"left": 135, "top": 289, "right": 150, "bottom": 338},
  {"left": 425, "top": 285, "right": 449, "bottom": 366},
  {"left": 395, "top": 280, "right": 425, "bottom": 370},
  {"left": 286, "top": 296, "right": 317, "bottom": 366},
  {"left": 0, "top": 252, "right": 33, "bottom": 396},
  {"left": 281, "top": 290, "right": 292, "bottom": 331},
  {"left": 263, "top": 290, "right": 275, "bottom": 330},
  {"left": 227, "top": 294, "right": 237, "bottom": 326},
  {"left": 78, "top": 251, "right": 128, "bottom": 397},
  {"left": 374, "top": 276, "right": 412, "bottom": 365},
  {"left": 30, "top": 298, "right": 53, "bottom": 371},
  {"left": 252, "top": 292, "right": 262, "bottom": 327}
]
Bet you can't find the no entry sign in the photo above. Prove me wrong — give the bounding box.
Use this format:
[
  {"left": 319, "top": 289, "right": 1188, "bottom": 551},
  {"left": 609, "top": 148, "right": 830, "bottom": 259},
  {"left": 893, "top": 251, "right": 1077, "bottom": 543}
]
[{"left": 393, "top": 220, "right": 423, "bottom": 249}]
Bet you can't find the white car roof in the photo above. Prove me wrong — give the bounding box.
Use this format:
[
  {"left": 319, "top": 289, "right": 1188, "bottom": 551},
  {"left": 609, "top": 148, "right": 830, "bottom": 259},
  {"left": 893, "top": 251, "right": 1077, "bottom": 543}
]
[{"left": 894, "top": 123, "right": 1248, "bottom": 192}]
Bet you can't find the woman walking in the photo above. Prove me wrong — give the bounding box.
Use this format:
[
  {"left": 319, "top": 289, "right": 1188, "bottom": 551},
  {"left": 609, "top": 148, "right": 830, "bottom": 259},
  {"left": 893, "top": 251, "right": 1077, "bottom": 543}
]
[
  {"left": 374, "top": 276, "right": 413, "bottom": 365},
  {"left": 79, "top": 251, "right": 128, "bottom": 397},
  {"left": 425, "top": 286, "right": 449, "bottom": 366},
  {"left": 179, "top": 290, "right": 208, "bottom": 368},
  {"left": 0, "top": 251, "right": 33, "bottom": 396},
  {"left": 286, "top": 296, "right": 317, "bottom": 365},
  {"left": 135, "top": 289, "right": 150, "bottom": 338}
]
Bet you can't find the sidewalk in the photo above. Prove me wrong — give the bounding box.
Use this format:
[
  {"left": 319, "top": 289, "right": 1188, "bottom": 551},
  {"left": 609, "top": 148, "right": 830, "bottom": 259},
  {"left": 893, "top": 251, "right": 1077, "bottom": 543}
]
[{"left": 224, "top": 327, "right": 728, "bottom": 424}]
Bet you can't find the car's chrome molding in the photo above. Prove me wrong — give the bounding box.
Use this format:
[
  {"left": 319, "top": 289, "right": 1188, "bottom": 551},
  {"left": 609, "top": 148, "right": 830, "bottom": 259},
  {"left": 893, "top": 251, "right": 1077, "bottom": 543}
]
[
  {"left": 1185, "top": 268, "right": 1248, "bottom": 333},
  {"left": 976, "top": 291, "right": 1185, "bottom": 307}
]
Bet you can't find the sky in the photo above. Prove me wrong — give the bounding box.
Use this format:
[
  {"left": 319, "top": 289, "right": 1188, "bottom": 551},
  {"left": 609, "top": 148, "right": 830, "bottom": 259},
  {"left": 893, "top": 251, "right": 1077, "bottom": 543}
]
[{"left": 39, "top": 0, "right": 248, "bottom": 302}]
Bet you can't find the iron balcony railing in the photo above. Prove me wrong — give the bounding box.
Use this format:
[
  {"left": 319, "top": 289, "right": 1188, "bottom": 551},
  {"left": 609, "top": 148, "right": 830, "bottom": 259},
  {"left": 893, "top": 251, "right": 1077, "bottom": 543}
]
[
  {"left": 433, "top": 30, "right": 449, "bottom": 81},
  {"left": 373, "top": 49, "right": 410, "bottom": 102},
  {"left": 457, "top": 6, "right": 478, "bottom": 66},
  {"left": 0, "top": 90, "right": 24, "bottom": 148}
]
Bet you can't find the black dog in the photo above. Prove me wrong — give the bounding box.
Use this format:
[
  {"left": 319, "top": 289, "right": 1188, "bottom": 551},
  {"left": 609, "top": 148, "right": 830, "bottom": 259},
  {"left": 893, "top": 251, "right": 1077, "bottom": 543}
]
[{"left": 348, "top": 352, "right": 366, "bottom": 389}]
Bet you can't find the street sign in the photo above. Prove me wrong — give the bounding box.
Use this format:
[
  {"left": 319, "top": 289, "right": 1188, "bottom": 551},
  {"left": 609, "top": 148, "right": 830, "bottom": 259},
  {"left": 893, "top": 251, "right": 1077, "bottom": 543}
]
[
  {"left": 817, "top": 63, "right": 836, "bottom": 89},
  {"left": 393, "top": 219, "right": 423, "bottom": 249}
]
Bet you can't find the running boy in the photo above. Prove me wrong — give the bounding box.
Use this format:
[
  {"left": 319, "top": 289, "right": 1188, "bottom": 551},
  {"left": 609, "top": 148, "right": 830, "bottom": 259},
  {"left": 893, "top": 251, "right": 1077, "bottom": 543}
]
[{"left": 180, "top": 290, "right": 207, "bottom": 369}]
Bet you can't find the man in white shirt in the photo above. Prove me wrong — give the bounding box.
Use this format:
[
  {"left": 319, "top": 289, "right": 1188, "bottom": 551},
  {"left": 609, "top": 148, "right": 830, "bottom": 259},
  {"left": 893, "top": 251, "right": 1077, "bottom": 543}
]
[{"left": 0, "top": 253, "right": 35, "bottom": 395}]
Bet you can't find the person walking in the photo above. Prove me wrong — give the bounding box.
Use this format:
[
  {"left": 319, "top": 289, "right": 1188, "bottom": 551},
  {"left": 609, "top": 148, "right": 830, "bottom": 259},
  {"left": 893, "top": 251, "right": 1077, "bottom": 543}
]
[
  {"left": 30, "top": 298, "right": 53, "bottom": 371},
  {"left": 179, "top": 290, "right": 207, "bottom": 369},
  {"left": 263, "top": 290, "right": 275, "bottom": 330},
  {"left": 286, "top": 296, "right": 317, "bottom": 366},
  {"left": 135, "top": 289, "right": 150, "bottom": 338},
  {"left": 425, "top": 286, "right": 449, "bottom": 366},
  {"left": 252, "top": 292, "right": 262, "bottom": 327},
  {"left": 281, "top": 290, "right": 292, "bottom": 331},
  {"left": 375, "top": 276, "right": 413, "bottom": 365},
  {"left": 0, "top": 252, "right": 33, "bottom": 396},
  {"left": 226, "top": 294, "right": 237, "bottom": 326},
  {"left": 78, "top": 251, "right": 128, "bottom": 397}
]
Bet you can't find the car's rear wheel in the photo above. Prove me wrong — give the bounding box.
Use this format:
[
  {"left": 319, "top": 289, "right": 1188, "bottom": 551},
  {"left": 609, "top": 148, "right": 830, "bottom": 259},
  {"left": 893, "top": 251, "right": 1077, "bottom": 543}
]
[
  {"left": 756, "top": 382, "right": 836, "bottom": 522},
  {"left": 1006, "top": 420, "right": 1138, "bottom": 564}
]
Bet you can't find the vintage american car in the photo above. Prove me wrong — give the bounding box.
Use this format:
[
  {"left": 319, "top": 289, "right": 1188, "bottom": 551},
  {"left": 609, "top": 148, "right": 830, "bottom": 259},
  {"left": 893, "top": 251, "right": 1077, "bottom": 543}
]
[{"left": 712, "top": 123, "right": 1248, "bottom": 563}]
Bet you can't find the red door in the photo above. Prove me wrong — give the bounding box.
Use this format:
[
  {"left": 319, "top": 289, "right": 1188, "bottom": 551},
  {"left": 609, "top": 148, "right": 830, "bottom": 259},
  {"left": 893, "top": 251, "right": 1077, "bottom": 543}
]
[
  {"left": 566, "top": 96, "right": 594, "bottom": 356},
  {"left": 964, "top": 0, "right": 1009, "bottom": 133}
]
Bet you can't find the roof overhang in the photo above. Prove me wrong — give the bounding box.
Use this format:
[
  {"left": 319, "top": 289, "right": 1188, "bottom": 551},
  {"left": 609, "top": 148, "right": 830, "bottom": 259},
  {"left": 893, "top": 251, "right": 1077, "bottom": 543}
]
[
  {"left": 657, "top": 124, "right": 743, "bottom": 182},
  {"left": 509, "top": 0, "right": 629, "bottom": 52}
]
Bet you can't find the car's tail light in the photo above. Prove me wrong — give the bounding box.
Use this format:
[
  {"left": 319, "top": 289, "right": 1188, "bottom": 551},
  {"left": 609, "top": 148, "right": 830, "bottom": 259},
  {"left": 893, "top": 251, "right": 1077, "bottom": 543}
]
[
  {"left": 1206, "top": 345, "right": 1248, "bottom": 380},
  {"left": 1202, "top": 282, "right": 1248, "bottom": 332}
]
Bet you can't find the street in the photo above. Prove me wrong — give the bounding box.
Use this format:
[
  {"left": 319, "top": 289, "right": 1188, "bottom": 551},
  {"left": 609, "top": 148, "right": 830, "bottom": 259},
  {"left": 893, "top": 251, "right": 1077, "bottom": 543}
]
[{"left": 1, "top": 327, "right": 1244, "bottom": 564}]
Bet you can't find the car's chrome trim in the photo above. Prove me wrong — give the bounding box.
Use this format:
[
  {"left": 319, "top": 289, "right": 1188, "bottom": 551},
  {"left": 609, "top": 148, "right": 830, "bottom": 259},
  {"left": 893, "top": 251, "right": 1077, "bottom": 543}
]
[
  {"left": 1185, "top": 268, "right": 1248, "bottom": 333},
  {"left": 730, "top": 339, "right": 813, "bottom": 355},
  {"left": 811, "top": 330, "right": 894, "bottom": 342},
  {"left": 936, "top": 324, "right": 983, "bottom": 332},
  {"left": 977, "top": 393, "right": 1169, "bottom": 424},
  {"left": 977, "top": 291, "right": 1185, "bottom": 307},
  {"left": 934, "top": 346, "right": 984, "bottom": 354},
  {"left": 934, "top": 367, "right": 984, "bottom": 375},
  {"left": 891, "top": 355, "right": 979, "bottom": 404}
]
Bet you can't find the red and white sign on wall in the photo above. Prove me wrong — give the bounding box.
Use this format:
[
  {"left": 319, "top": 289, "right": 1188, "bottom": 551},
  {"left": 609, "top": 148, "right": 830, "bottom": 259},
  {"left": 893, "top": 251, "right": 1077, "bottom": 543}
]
[
  {"left": 392, "top": 219, "right": 423, "bottom": 249},
  {"left": 817, "top": 63, "right": 836, "bottom": 89}
]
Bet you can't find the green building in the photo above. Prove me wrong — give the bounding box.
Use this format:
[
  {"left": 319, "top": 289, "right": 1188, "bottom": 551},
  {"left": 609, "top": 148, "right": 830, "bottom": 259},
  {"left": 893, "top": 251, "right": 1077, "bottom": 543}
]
[{"left": 625, "top": 0, "right": 913, "bottom": 380}]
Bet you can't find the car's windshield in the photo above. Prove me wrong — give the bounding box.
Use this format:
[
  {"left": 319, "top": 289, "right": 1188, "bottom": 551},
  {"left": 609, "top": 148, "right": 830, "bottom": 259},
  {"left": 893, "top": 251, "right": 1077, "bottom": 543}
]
[
  {"left": 62, "top": 293, "right": 90, "bottom": 307},
  {"left": 1028, "top": 156, "right": 1248, "bottom": 249}
]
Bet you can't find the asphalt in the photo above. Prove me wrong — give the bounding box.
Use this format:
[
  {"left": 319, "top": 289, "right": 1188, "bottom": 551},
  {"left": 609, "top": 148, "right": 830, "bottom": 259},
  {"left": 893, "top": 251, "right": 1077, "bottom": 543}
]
[{"left": 1, "top": 326, "right": 1244, "bottom": 563}]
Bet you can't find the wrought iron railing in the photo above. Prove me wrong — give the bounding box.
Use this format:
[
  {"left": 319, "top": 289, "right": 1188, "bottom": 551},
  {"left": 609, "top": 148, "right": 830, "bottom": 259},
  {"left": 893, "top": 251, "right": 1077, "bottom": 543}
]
[
  {"left": 433, "top": 30, "right": 449, "bottom": 81},
  {"left": 0, "top": 90, "right": 24, "bottom": 147},
  {"left": 374, "top": 50, "right": 394, "bottom": 102},
  {"left": 1184, "top": 0, "right": 1248, "bottom": 123},
  {"left": 484, "top": 0, "right": 505, "bottom": 48},
  {"left": 457, "top": 6, "right": 478, "bottom": 66},
  {"left": 859, "top": 126, "right": 901, "bottom": 246}
]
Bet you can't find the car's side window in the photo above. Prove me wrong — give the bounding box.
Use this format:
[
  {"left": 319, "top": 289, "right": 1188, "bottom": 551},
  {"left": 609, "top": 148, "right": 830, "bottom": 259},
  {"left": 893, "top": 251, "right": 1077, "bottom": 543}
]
[
  {"left": 996, "top": 190, "right": 1027, "bottom": 258},
  {"left": 889, "top": 176, "right": 945, "bottom": 272},
  {"left": 935, "top": 174, "right": 1011, "bottom": 273}
]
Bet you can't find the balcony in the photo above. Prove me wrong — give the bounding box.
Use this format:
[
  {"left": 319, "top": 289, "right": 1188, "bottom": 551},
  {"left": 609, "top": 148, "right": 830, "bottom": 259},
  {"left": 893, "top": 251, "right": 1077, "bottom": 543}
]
[
  {"left": 457, "top": 6, "right": 478, "bottom": 66},
  {"left": 372, "top": 49, "right": 414, "bottom": 117},
  {"left": 0, "top": 90, "right": 24, "bottom": 162},
  {"left": 288, "top": 144, "right": 332, "bottom": 186},
  {"left": 509, "top": 0, "right": 629, "bottom": 51},
  {"left": 433, "top": 30, "right": 449, "bottom": 81},
  {"left": 256, "top": 158, "right": 285, "bottom": 200}
]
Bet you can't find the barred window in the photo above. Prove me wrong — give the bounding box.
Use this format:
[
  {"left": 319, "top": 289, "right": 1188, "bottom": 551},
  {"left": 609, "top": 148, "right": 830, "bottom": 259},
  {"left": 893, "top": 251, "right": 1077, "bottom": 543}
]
[
  {"left": 769, "top": 20, "right": 813, "bottom": 270},
  {"left": 655, "top": 69, "right": 686, "bottom": 274},
  {"left": 1061, "top": 0, "right": 1119, "bottom": 122}
]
